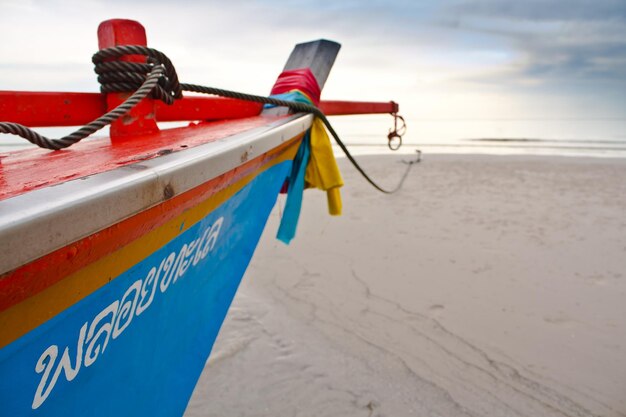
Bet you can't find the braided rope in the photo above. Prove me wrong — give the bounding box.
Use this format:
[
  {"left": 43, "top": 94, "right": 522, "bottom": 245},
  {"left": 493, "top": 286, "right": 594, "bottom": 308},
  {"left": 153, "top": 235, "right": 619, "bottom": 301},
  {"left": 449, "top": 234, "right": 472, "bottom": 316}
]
[
  {"left": 0, "top": 65, "right": 164, "bottom": 150},
  {"left": 94, "top": 45, "right": 182, "bottom": 104},
  {"left": 181, "top": 84, "right": 418, "bottom": 194},
  {"left": 1, "top": 45, "right": 417, "bottom": 193}
]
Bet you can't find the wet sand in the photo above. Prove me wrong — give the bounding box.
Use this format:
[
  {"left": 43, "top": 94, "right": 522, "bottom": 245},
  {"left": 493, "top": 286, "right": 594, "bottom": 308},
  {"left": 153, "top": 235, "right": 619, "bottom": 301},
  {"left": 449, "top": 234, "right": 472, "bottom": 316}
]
[{"left": 185, "top": 154, "right": 626, "bottom": 417}]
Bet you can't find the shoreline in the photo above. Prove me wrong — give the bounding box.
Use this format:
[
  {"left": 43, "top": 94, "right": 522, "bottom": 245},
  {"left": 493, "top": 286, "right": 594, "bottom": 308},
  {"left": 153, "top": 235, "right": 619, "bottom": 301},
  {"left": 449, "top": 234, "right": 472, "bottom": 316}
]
[{"left": 331, "top": 144, "right": 626, "bottom": 159}]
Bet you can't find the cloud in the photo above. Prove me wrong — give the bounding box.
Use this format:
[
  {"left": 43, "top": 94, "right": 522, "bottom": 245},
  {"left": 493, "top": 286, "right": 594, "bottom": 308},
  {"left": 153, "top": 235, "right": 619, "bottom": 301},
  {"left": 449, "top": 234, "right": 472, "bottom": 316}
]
[
  {"left": 0, "top": 0, "right": 623, "bottom": 119},
  {"left": 452, "top": 0, "right": 626, "bottom": 22},
  {"left": 442, "top": 0, "right": 626, "bottom": 86}
]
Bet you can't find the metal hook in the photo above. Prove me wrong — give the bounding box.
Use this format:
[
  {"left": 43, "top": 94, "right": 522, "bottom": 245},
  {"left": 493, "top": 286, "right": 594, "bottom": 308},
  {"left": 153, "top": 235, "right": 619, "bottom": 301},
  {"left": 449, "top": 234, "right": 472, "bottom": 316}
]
[{"left": 387, "top": 113, "right": 406, "bottom": 151}]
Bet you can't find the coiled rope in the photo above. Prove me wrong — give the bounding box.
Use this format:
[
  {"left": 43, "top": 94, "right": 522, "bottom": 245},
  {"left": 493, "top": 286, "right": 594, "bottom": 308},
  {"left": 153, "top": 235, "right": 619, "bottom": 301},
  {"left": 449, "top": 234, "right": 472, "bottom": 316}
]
[{"left": 0, "top": 45, "right": 418, "bottom": 193}]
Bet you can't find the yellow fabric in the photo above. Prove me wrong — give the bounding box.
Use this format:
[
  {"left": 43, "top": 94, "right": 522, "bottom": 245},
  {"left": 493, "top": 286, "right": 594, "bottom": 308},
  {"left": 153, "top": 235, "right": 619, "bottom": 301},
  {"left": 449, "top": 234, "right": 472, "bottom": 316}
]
[{"left": 305, "top": 118, "right": 343, "bottom": 215}]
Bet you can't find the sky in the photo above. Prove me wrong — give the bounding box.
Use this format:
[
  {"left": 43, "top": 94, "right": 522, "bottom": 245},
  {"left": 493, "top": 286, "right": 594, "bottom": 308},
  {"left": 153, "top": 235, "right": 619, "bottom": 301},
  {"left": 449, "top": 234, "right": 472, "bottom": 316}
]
[{"left": 1, "top": 0, "right": 625, "bottom": 123}]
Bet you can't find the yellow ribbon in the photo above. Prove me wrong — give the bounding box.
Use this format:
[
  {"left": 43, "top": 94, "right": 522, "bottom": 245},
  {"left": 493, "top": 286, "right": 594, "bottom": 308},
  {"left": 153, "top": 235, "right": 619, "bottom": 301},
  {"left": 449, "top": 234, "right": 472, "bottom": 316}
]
[{"left": 305, "top": 118, "right": 343, "bottom": 215}]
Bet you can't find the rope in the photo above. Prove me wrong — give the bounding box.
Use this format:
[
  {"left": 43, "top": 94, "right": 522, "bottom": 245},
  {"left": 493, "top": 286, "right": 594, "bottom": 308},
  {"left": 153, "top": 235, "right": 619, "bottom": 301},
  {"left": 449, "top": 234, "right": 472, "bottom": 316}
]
[
  {"left": 1, "top": 45, "right": 418, "bottom": 193},
  {"left": 0, "top": 65, "right": 165, "bottom": 150},
  {"left": 180, "top": 84, "right": 418, "bottom": 193}
]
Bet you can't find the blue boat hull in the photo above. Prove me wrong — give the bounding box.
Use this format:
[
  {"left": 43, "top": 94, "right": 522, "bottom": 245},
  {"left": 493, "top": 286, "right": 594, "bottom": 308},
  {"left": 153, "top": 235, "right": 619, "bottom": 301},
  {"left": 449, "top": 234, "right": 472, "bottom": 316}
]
[{"left": 0, "top": 160, "right": 292, "bottom": 417}]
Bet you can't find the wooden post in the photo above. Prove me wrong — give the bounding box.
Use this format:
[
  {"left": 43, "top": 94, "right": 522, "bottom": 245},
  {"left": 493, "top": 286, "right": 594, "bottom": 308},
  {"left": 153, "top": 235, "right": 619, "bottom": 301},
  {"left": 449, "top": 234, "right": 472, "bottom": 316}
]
[
  {"left": 282, "top": 39, "right": 341, "bottom": 91},
  {"left": 97, "top": 19, "right": 159, "bottom": 142},
  {"left": 263, "top": 39, "right": 341, "bottom": 116}
]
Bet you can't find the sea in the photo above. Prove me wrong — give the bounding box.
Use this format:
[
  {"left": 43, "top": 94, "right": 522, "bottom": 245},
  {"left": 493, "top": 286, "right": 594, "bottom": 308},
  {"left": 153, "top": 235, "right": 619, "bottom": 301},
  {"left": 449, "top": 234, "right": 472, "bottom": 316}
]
[
  {"left": 327, "top": 115, "right": 626, "bottom": 158},
  {"left": 3, "top": 116, "right": 625, "bottom": 158}
]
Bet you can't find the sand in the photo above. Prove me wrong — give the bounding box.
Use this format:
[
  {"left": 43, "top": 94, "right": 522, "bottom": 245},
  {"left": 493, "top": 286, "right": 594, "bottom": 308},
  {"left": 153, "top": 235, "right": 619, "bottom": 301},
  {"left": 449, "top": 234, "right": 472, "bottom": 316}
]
[{"left": 184, "top": 154, "right": 626, "bottom": 417}]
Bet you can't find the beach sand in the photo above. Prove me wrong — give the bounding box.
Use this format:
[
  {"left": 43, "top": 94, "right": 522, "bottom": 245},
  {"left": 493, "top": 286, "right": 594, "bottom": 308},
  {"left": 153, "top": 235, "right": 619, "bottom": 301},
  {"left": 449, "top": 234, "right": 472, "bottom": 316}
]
[{"left": 185, "top": 154, "right": 626, "bottom": 417}]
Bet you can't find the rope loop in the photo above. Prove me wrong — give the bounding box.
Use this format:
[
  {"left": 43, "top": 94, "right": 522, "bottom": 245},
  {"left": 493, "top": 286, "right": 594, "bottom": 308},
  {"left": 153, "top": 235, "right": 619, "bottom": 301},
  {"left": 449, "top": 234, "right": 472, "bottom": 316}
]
[{"left": 92, "top": 45, "right": 183, "bottom": 104}]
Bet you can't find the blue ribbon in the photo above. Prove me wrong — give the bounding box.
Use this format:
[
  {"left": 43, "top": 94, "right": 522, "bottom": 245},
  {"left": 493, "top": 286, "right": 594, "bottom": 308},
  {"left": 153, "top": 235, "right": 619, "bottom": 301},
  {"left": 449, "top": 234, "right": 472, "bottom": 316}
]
[
  {"left": 268, "top": 91, "right": 315, "bottom": 244},
  {"left": 276, "top": 132, "right": 311, "bottom": 244},
  {"left": 264, "top": 91, "right": 313, "bottom": 109}
]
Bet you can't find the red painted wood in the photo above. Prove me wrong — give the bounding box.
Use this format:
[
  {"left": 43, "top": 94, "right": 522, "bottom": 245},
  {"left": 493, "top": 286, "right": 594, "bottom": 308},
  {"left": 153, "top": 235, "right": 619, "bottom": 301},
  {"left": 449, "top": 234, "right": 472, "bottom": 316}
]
[
  {"left": 0, "top": 91, "right": 263, "bottom": 127},
  {"left": 98, "top": 19, "right": 159, "bottom": 141},
  {"left": 0, "top": 116, "right": 283, "bottom": 201},
  {"left": 156, "top": 96, "right": 262, "bottom": 120},
  {"left": 320, "top": 100, "right": 399, "bottom": 115},
  {"left": 0, "top": 92, "right": 105, "bottom": 127},
  {"left": 0, "top": 90, "right": 397, "bottom": 127},
  {"left": 97, "top": 19, "right": 147, "bottom": 57}
]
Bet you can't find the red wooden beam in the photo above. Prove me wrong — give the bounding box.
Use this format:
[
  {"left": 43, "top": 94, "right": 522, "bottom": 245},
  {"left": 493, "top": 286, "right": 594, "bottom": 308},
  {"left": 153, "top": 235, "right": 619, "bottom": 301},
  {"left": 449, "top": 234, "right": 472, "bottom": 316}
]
[
  {"left": 0, "top": 92, "right": 105, "bottom": 127},
  {"left": 319, "top": 100, "right": 398, "bottom": 115},
  {"left": 0, "top": 91, "right": 398, "bottom": 128},
  {"left": 112, "top": 95, "right": 263, "bottom": 124},
  {"left": 0, "top": 91, "right": 263, "bottom": 127}
]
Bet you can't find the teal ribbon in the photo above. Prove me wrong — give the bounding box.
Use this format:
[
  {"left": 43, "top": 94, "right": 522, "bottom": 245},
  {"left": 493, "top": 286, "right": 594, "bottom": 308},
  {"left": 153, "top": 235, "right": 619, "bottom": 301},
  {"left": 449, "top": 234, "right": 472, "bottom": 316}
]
[
  {"left": 270, "top": 91, "right": 315, "bottom": 244},
  {"left": 264, "top": 91, "right": 313, "bottom": 109},
  {"left": 276, "top": 132, "right": 311, "bottom": 244}
]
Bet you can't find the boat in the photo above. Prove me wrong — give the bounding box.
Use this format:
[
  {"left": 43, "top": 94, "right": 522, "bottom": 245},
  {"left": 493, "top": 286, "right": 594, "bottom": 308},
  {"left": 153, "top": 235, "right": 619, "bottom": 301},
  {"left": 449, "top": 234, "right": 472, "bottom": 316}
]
[{"left": 0, "top": 19, "right": 403, "bottom": 416}]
